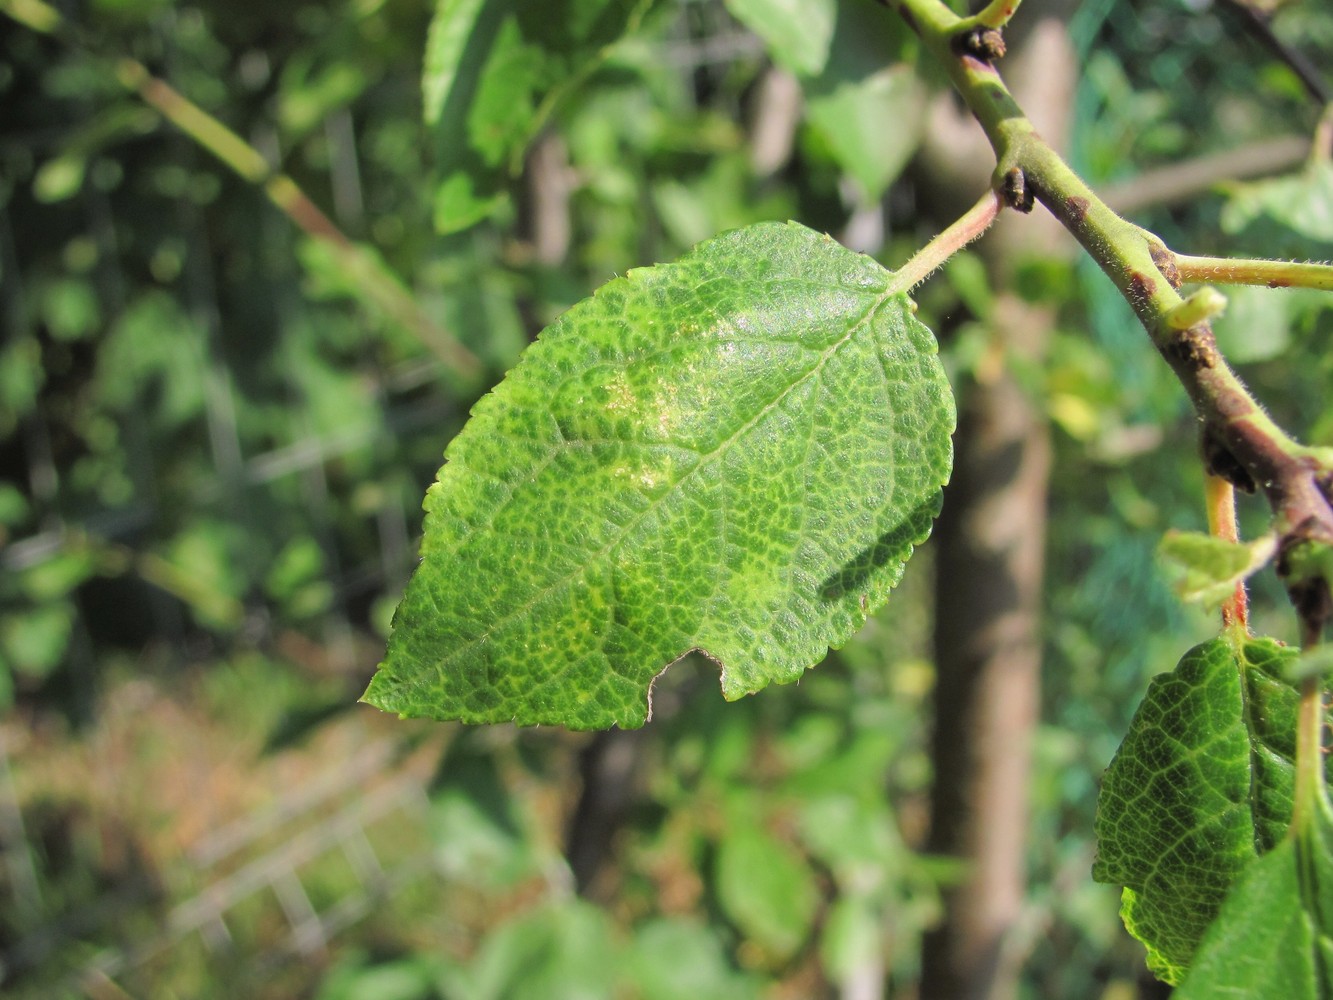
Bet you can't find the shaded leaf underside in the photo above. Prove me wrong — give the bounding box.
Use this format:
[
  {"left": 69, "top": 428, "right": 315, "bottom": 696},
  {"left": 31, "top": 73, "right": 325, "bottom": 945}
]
[{"left": 365, "top": 221, "right": 953, "bottom": 729}]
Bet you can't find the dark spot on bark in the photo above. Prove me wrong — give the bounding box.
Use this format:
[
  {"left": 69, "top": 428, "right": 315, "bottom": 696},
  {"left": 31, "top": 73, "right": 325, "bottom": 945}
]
[
  {"left": 1000, "top": 167, "right": 1033, "bottom": 213},
  {"left": 1267, "top": 278, "right": 1292, "bottom": 288},
  {"left": 1160, "top": 323, "right": 1218, "bottom": 372},
  {"left": 1203, "top": 430, "right": 1256, "bottom": 493},
  {"left": 1128, "top": 271, "right": 1157, "bottom": 304},
  {"left": 1148, "top": 242, "right": 1182, "bottom": 289},
  {"left": 1065, "top": 196, "right": 1090, "bottom": 223}
]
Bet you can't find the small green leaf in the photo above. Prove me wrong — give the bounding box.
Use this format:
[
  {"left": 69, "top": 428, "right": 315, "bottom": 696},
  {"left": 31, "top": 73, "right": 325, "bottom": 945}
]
[
  {"left": 716, "top": 821, "right": 820, "bottom": 961},
  {"left": 627, "top": 918, "right": 763, "bottom": 1000},
  {"left": 723, "top": 0, "right": 836, "bottom": 76},
  {"left": 1157, "top": 529, "right": 1277, "bottom": 608},
  {"left": 1093, "top": 636, "right": 1331, "bottom": 985},
  {"left": 365, "top": 221, "right": 954, "bottom": 728},
  {"left": 465, "top": 901, "right": 621, "bottom": 1000},
  {"left": 804, "top": 65, "right": 924, "bottom": 204},
  {"left": 40, "top": 277, "right": 101, "bottom": 341},
  {"left": 1291, "top": 646, "right": 1333, "bottom": 684},
  {"left": 423, "top": 0, "right": 659, "bottom": 233},
  {"left": 819, "top": 893, "right": 882, "bottom": 985},
  {"left": 1221, "top": 162, "right": 1333, "bottom": 256},
  {"left": 423, "top": 0, "right": 488, "bottom": 126},
  {"left": 33, "top": 154, "right": 86, "bottom": 203},
  {"left": 1, "top": 604, "right": 76, "bottom": 679}
]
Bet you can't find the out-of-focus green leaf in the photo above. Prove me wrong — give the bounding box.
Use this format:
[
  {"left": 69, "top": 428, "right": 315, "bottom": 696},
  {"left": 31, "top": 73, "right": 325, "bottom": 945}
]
[
  {"left": 1221, "top": 163, "right": 1333, "bottom": 256},
  {"left": 1, "top": 603, "right": 76, "bottom": 678},
  {"left": 1211, "top": 284, "right": 1330, "bottom": 364},
  {"left": 424, "top": 0, "right": 660, "bottom": 233},
  {"left": 428, "top": 741, "right": 545, "bottom": 891},
  {"left": 0, "top": 336, "right": 45, "bottom": 435},
  {"left": 364, "top": 222, "right": 953, "bottom": 728},
  {"left": 97, "top": 293, "right": 206, "bottom": 427},
  {"left": 804, "top": 65, "right": 923, "bottom": 203},
  {"left": 40, "top": 277, "right": 101, "bottom": 341},
  {"left": 650, "top": 152, "right": 791, "bottom": 251},
  {"left": 461, "top": 901, "right": 620, "bottom": 1000},
  {"left": 31, "top": 103, "right": 158, "bottom": 204},
  {"left": 264, "top": 537, "right": 333, "bottom": 620},
  {"left": 20, "top": 548, "right": 101, "bottom": 601},
  {"left": 316, "top": 952, "right": 445, "bottom": 1000},
  {"left": 820, "top": 893, "right": 882, "bottom": 986},
  {"left": 723, "top": 0, "right": 836, "bottom": 76},
  {"left": 626, "top": 917, "right": 763, "bottom": 1000},
  {"left": 1291, "top": 647, "right": 1333, "bottom": 684},
  {"left": 422, "top": 0, "right": 489, "bottom": 126},
  {"left": 154, "top": 520, "right": 248, "bottom": 631},
  {"left": 278, "top": 58, "right": 368, "bottom": 139},
  {"left": 33, "top": 154, "right": 86, "bottom": 204},
  {"left": 0, "top": 483, "right": 29, "bottom": 528},
  {"left": 715, "top": 821, "right": 820, "bottom": 961}
]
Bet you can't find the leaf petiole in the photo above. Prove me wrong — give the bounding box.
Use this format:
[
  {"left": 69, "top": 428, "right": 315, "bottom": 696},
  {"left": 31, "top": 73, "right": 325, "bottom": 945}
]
[
  {"left": 1174, "top": 253, "right": 1333, "bottom": 293},
  {"left": 889, "top": 190, "right": 1003, "bottom": 294},
  {"left": 1293, "top": 614, "right": 1330, "bottom": 836}
]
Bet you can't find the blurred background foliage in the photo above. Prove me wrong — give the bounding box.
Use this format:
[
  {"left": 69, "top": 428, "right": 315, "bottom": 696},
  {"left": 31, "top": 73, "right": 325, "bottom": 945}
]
[{"left": 0, "top": 0, "right": 1331, "bottom": 996}]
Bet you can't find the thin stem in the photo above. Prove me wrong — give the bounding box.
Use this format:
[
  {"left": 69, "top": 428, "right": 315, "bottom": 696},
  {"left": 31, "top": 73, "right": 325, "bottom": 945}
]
[
  {"left": 967, "top": 0, "right": 1022, "bottom": 30},
  {"left": 889, "top": 190, "right": 1003, "bottom": 293},
  {"left": 1292, "top": 617, "right": 1327, "bottom": 835},
  {"left": 1175, "top": 253, "right": 1333, "bottom": 293},
  {"left": 1205, "top": 474, "right": 1250, "bottom": 632}
]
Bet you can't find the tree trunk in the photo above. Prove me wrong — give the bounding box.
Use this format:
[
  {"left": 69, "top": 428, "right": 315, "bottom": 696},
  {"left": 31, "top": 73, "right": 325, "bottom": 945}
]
[{"left": 916, "top": 19, "right": 1074, "bottom": 1000}]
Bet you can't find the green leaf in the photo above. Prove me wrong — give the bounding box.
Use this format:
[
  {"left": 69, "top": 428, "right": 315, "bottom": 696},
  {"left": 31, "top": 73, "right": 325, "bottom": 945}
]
[
  {"left": 716, "top": 821, "right": 820, "bottom": 961},
  {"left": 804, "top": 65, "right": 924, "bottom": 204},
  {"left": 423, "top": 0, "right": 489, "bottom": 126},
  {"left": 316, "top": 953, "right": 446, "bottom": 1000},
  {"left": 1174, "top": 838, "right": 1318, "bottom": 998},
  {"left": 723, "top": 0, "right": 836, "bottom": 76},
  {"left": 820, "top": 892, "right": 882, "bottom": 986},
  {"left": 423, "top": 0, "right": 659, "bottom": 233},
  {"left": 1157, "top": 529, "right": 1277, "bottom": 608},
  {"left": 799, "top": 2, "right": 921, "bottom": 203},
  {"left": 365, "top": 221, "right": 954, "bottom": 728},
  {"left": 1, "top": 603, "right": 76, "bottom": 679},
  {"left": 626, "top": 918, "right": 763, "bottom": 1000},
  {"left": 40, "top": 277, "right": 101, "bottom": 341},
  {"left": 97, "top": 293, "right": 206, "bottom": 427},
  {"left": 1176, "top": 793, "right": 1333, "bottom": 998},
  {"left": 1220, "top": 163, "right": 1333, "bottom": 258},
  {"left": 464, "top": 901, "right": 621, "bottom": 1000},
  {"left": 1093, "top": 636, "right": 1329, "bottom": 985}
]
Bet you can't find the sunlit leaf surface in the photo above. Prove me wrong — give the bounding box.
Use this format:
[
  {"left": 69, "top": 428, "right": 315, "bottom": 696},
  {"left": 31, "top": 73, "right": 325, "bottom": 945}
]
[{"left": 365, "top": 222, "right": 953, "bottom": 728}]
